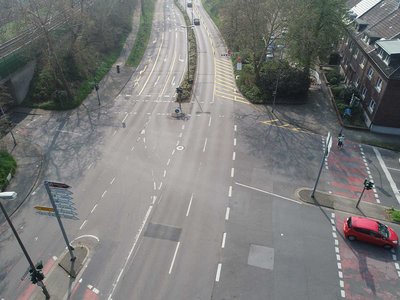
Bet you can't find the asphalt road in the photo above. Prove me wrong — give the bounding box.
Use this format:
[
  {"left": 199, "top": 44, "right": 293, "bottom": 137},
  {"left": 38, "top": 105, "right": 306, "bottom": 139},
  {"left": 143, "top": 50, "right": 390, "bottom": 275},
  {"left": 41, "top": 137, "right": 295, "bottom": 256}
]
[{"left": 0, "top": 0, "right": 400, "bottom": 299}]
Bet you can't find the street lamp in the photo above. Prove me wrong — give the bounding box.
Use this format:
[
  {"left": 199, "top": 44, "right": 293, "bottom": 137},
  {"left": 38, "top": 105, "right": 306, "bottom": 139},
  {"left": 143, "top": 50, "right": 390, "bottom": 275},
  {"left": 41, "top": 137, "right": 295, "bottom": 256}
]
[{"left": 0, "top": 192, "right": 50, "bottom": 299}]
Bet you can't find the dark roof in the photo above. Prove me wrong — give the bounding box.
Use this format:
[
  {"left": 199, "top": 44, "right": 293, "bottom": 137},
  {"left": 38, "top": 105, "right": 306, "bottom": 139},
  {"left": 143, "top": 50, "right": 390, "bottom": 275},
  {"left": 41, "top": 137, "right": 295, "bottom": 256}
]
[{"left": 347, "top": 0, "right": 400, "bottom": 78}]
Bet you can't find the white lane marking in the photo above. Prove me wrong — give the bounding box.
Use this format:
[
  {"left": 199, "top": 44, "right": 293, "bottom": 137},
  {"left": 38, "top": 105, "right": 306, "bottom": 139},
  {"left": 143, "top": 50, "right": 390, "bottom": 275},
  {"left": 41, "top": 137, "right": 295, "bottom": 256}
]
[
  {"left": 88, "top": 163, "right": 93, "bottom": 170},
  {"left": 102, "top": 191, "right": 107, "bottom": 198},
  {"left": 163, "top": 170, "right": 167, "bottom": 177},
  {"left": 231, "top": 168, "right": 234, "bottom": 178},
  {"left": 176, "top": 140, "right": 180, "bottom": 146},
  {"left": 208, "top": 116, "right": 212, "bottom": 127},
  {"left": 113, "top": 130, "right": 117, "bottom": 136},
  {"left": 168, "top": 242, "right": 181, "bottom": 274},
  {"left": 167, "top": 159, "right": 171, "bottom": 166},
  {"left": 122, "top": 112, "right": 128, "bottom": 123},
  {"left": 91, "top": 204, "right": 98, "bottom": 214},
  {"left": 186, "top": 194, "right": 194, "bottom": 216},
  {"left": 107, "top": 205, "right": 153, "bottom": 300},
  {"left": 235, "top": 182, "right": 301, "bottom": 204},
  {"left": 221, "top": 232, "right": 226, "bottom": 248},
  {"left": 234, "top": 125, "right": 237, "bottom": 132},
  {"left": 373, "top": 147, "right": 400, "bottom": 204},
  {"left": 154, "top": 75, "right": 160, "bottom": 86},
  {"left": 158, "top": 182, "right": 163, "bottom": 190},
  {"left": 181, "top": 125, "right": 185, "bottom": 130},
  {"left": 153, "top": 182, "right": 157, "bottom": 190},
  {"left": 225, "top": 207, "right": 230, "bottom": 220},
  {"left": 79, "top": 220, "right": 87, "bottom": 230},
  {"left": 57, "top": 130, "right": 82, "bottom": 136},
  {"left": 228, "top": 186, "right": 232, "bottom": 197},
  {"left": 232, "top": 152, "right": 236, "bottom": 161},
  {"left": 215, "top": 263, "right": 222, "bottom": 282},
  {"left": 172, "top": 149, "right": 176, "bottom": 155},
  {"left": 110, "top": 177, "right": 116, "bottom": 185},
  {"left": 138, "top": 34, "right": 164, "bottom": 96},
  {"left": 179, "top": 132, "right": 183, "bottom": 138},
  {"left": 233, "top": 138, "right": 236, "bottom": 146},
  {"left": 387, "top": 167, "right": 400, "bottom": 172},
  {"left": 333, "top": 232, "right": 337, "bottom": 238},
  {"left": 341, "top": 290, "right": 345, "bottom": 298},
  {"left": 203, "top": 138, "right": 208, "bottom": 152}
]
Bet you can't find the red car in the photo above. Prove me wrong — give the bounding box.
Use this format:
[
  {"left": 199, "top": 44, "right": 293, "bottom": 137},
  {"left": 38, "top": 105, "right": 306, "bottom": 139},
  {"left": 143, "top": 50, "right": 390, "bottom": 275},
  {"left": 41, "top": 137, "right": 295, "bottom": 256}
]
[{"left": 343, "top": 216, "right": 399, "bottom": 249}]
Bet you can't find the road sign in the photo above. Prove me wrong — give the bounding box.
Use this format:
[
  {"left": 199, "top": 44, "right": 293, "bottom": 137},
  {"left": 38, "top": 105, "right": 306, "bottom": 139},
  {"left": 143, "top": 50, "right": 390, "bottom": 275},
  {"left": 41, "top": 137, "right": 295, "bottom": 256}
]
[
  {"left": 34, "top": 206, "right": 54, "bottom": 212},
  {"left": 47, "top": 181, "right": 70, "bottom": 189},
  {"left": 50, "top": 188, "right": 73, "bottom": 195}
]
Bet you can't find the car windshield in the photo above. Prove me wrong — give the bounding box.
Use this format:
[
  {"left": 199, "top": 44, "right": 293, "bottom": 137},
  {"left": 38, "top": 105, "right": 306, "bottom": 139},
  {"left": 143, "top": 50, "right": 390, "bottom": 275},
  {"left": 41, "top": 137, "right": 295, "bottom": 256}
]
[{"left": 378, "top": 222, "right": 389, "bottom": 238}]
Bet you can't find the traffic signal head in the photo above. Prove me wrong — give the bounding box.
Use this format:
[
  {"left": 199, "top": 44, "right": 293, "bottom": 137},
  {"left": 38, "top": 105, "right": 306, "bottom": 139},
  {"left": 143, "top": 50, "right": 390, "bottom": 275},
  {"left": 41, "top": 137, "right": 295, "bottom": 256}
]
[
  {"left": 364, "top": 179, "right": 374, "bottom": 190},
  {"left": 30, "top": 271, "right": 38, "bottom": 284},
  {"left": 35, "top": 261, "right": 43, "bottom": 270},
  {"left": 36, "top": 271, "right": 45, "bottom": 281}
]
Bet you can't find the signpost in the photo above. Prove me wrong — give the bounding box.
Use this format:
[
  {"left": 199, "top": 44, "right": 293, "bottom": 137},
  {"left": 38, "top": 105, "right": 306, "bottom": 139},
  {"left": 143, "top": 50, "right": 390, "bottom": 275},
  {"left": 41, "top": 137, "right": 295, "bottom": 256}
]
[
  {"left": 34, "top": 206, "right": 54, "bottom": 212},
  {"left": 311, "top": 132, "right": 332, "bottom": 198},
  {"left": 44, "top": 181, "right": 76, "bottom": 261}
]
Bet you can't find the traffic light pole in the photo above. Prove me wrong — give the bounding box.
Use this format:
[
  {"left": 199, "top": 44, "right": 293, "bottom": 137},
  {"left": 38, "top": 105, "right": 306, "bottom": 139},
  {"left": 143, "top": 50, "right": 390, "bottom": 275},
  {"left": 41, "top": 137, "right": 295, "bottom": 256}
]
[
  {"left": 356, "top": 186, "right": 366, "bottom": 208},
  {"left": 0, "top": 202, "right": 50, "bottom": 298}
]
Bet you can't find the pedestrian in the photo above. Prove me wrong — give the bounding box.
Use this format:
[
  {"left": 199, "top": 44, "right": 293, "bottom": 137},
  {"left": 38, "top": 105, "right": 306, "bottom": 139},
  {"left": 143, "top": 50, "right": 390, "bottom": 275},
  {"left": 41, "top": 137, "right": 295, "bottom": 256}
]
[{"left": 338, "top": 133, "right": 344, "bottom": 148}]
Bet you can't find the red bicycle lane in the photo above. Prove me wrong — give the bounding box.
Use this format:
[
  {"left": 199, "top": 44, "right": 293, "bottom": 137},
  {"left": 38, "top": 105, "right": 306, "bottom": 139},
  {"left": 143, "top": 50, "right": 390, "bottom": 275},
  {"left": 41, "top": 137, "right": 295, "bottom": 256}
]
[{"left": 335, "top": 213, "right": 400, "bottom": 300}]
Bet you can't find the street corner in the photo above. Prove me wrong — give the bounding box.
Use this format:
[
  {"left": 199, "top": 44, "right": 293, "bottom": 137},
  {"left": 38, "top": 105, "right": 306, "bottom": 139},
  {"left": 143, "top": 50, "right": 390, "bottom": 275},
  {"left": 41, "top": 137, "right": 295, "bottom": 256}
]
[
  {"left": 296, "top": 187, "right": 335, "bottom": 209},
  {"left": 59, "top": 245, "right": 89, "bottom": 278}
]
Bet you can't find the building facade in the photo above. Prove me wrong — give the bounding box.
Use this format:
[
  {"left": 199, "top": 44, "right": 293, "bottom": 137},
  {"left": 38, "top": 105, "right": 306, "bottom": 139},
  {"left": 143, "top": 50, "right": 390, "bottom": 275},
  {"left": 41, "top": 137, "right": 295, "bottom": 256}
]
[{"left": 340, "top": 0, "right": 400, "bottom": 134}]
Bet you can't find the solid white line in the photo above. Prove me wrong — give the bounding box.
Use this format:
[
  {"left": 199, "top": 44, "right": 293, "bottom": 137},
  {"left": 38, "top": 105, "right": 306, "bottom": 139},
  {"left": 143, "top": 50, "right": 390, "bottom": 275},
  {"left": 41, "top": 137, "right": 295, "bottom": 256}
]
[
  {"left": 169, "top": 242, "right": 181, "bottom": 274},
  {"left": 116, "top": 268, "right": 124, "bottom": 283},
  {"left": 221, "top": 232, "right": 226, "bottom": 248},
  {"left": 228, "top": 186, "right": 232, "bottom": 197},
  {"left": 215, "top": 263, "right": 222, "bottom": 282},
  {"left": 79, "top": 220, "right": 87, "bottom": 230},
  {"left": 102, "top": 191, "right": 107, "bottom": 198},
  {"left": 235, "top": 182, "right": 301, "bottom": 204},
  {"left": 108, "top": 205, "right": 152, "bottom": 300},
  {"left": 186, "top": 194, "right": 194, "bottom": 216},
  {"left": 232, "top": 152, "right": 236, "bottom": 161},
  {"left": 373, "top": 147, "right": 400, "bottom": 204},
  {"left": 110, "top": 177, "right": 116, "bottom": 185},
  {"left": 91, "top": 204, "right": 98, "bottom": 214},
  {"left": 208, "top": 116, "right": 212, "bottom": 127},
  {"left": 231, "top": 168, "right": 234, "bottom": 178},
  {"left": 203, "top": 138, "right": 208, "bottom": 152},
  {"left": 225, "top": 207, "right": 230, "bottom": 220}
]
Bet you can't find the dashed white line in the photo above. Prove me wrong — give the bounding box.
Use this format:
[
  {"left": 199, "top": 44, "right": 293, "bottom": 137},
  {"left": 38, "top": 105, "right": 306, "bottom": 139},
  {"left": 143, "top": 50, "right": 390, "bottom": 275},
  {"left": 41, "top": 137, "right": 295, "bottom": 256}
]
[
  {"left": 232, "top": 152, "right": 236, "bottom": 161},
  {"left": 169, "top": 242, "right": 181, "bottom": 274},
  {"left": 91, "top": 204, "right": 98, "bottom": 214},
  {"left": 172, "top": 149, "right": 176, "bottom": 155},
  {"left": 153, "top": 182, "right": 157, "bottom": 190},
  {"left": 167, "top": 159, "right": 171, "bottom": 166},
  {"left": 225, "top": 207, "right": 230, "bottom": 220},
  {"left": 186, "top": 194, "right": 194, "bottom": 216},
  {"left": 102, "top": 191, "right": 107, "bottom": 198},
  {"left": 221, "top": 232, "right": 226, "bottom": 248},
  {"left": 215, "top": 263, "right": 222, "bottom": 282},
  {"left": 234, "top": 125, "right": 237, "bottom": 132},
  {"left": 203, "top": 138, "right": 208, "bottom": 152},
  {"left": 88, "top": 163, "right": 93, "bottom": 170},
  {"left": 233, "top": 138, "right": 236, "bottom": 146},
  {"left": 158, "top": 182, "right": 163, "bottom": 190},
  {"left": 163, "top": 170, "right": 167, "bottom": 177},
  {"left": 228, "top": 186, "right": 232, "bottom": 197},
  {"left": 122, "top": 113, "right": 128, "bottom": 123},
  {"left": 181, "top": 125, "right": 185, "bottom": 130},
  {"left": 79, "top": 220, "right": 87, "bottom": 230},
  {"left": 208, "top": 116, "right": 212, "bottom": 127},
  {"left": 231, "top": 168, "right": 235, "bottom": 178},
  {"left": 110, "top": 177, "right": 116, "bottom": 185}
]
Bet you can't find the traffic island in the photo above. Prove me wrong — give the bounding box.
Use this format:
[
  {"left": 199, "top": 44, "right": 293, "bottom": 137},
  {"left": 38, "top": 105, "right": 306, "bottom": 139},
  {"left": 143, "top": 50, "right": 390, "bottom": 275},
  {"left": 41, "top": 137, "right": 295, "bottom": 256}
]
[
  {"left": 59, "top": 245, "right": 88, "bottom": 278},
  {"left": 297, "top": 188, "right": 391, "bottom": 223}
]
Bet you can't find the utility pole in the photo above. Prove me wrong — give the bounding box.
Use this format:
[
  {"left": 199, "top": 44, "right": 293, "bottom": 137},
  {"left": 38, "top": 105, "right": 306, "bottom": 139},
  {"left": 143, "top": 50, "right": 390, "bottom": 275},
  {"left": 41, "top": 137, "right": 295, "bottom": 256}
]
[{"left": 311, "top": 132, "right": 332, "bottom": 198}]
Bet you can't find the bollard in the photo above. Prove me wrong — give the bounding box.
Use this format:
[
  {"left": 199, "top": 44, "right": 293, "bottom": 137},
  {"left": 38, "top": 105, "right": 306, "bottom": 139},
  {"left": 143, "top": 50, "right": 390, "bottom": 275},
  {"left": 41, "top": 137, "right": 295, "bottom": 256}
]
[{"left": 116, "top": 65, "right": 120, "bottom": 73}]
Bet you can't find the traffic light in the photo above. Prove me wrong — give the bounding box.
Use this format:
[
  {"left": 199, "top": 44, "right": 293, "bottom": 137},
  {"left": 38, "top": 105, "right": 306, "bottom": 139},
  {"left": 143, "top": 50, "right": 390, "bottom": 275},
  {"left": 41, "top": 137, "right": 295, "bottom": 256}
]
[
  {"left": 29, "top": 268, "right": 38, "bottom": 284},
  {"left": 364, "top": 179, "right": 374, "bottom": 190}
]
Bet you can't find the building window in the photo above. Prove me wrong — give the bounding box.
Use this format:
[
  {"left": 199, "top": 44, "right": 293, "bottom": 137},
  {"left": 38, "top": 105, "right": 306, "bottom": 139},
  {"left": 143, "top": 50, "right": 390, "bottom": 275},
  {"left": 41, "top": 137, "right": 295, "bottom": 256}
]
[
  {"left": 360, "top": 57, "right": 366, "bottom": 69},
  {"left": 368, "top": 99, "right": 376, "bottom": 113},
  {"left": 367, "top": 66, "right": 374, "bottom": 79},
  {"left": 354, "top": 48, "right": 359, "bottom": 59},
  {"left": 383, "top": 55, "right": 390, "bottom": 66},
  {"left": 361, "top": 86, "right": 367, "bottom": 99},
  {"left": 375, "top": 77, "right": 383, "bottom": 93},
  {"left": 354, "top": 76, "right": 360, "bottom": 88}
]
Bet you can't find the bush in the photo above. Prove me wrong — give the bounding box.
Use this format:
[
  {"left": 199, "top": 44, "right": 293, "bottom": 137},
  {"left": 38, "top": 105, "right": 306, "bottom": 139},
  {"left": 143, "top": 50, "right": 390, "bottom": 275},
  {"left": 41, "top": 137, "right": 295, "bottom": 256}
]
[
  {"left": 325, "top": 69, "right": 343, "bottom": 85},
  {"left": 330, "top": 86, "right": 344, "bottom": 98},
  {"left": 388, "top": 208, "right": 400, "bottom": 223}
]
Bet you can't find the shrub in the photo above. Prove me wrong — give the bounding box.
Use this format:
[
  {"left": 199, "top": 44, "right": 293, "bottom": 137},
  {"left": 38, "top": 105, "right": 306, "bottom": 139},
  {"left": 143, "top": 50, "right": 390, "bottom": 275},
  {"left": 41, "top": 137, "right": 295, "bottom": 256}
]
[
  {"left": 0, "top": 151, "right": 17, "bottom": 190},
  {"left": 325, "top": 69, "right": 343, "bottom": 85}
]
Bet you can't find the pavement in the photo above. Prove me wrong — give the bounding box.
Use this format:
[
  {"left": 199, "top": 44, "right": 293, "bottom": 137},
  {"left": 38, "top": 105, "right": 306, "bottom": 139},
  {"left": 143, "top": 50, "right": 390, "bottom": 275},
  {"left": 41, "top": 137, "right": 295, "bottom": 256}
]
[{"left": 1, "top": 17, "right": 400, "bottom": 300}]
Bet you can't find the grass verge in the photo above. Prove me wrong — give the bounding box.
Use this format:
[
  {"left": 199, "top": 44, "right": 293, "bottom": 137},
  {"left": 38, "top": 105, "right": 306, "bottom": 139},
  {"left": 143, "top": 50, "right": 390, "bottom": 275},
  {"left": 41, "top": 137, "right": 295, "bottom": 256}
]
[
  {"left": 0, "top": 151, "right": 17, "bottom": 191},
  {"left": 387, "top": 208, "right": 400, "bottom": 223}
]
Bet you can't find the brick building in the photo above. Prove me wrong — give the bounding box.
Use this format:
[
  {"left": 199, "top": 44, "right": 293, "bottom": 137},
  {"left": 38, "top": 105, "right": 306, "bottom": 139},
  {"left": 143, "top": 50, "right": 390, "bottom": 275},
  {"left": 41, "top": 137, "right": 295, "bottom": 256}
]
[{"left": 340, "top": 0, "right": 400, "bottom": 134}]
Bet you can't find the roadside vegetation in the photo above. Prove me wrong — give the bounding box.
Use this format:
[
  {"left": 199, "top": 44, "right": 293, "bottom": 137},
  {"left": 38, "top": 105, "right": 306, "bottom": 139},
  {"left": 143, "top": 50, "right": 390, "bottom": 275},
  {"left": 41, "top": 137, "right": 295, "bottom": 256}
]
[
  {"left": 388, "top": 208, "right": 400, "bottom": 223},
  {"left": 0, "top": 150, "right": 16, "bottom": 191},
  {"left": 202, "top": 0, "right": 347, "bottom": 104}
]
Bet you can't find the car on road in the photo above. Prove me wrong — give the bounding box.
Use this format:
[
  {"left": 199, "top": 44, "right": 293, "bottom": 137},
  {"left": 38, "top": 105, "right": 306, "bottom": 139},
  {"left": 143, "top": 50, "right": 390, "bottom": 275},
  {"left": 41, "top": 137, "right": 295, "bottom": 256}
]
[
  {"left": 343, "top": 216, "right": 399, "bottom": 249},
  {"left": 193, "top": 18, "right": 200, "bottom": 25}
]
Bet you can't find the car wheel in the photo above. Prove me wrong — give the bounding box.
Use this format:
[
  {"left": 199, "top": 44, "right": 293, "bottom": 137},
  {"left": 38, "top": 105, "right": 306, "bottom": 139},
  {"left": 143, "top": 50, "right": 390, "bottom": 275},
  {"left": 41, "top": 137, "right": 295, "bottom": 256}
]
[
  {"left": 383, "top": 244, "right": 393, "bottom": 250},
  {"left": 348, "top": 235, "right": 356, "bottom": 241}
]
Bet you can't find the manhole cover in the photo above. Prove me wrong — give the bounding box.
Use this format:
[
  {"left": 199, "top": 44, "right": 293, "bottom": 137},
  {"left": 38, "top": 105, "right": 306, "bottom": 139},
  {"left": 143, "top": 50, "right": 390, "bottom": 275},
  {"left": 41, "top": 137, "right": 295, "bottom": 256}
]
[{"left": 176, "top": 145, "right": 185, "bottom": 151}]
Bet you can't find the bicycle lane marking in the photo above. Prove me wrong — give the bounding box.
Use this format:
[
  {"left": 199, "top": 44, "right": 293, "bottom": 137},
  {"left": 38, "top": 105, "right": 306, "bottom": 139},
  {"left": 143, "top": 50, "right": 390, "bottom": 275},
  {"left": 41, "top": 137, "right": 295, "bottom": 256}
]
[{"left": 335, "top": 213, "right": 400, "bottom": 300}]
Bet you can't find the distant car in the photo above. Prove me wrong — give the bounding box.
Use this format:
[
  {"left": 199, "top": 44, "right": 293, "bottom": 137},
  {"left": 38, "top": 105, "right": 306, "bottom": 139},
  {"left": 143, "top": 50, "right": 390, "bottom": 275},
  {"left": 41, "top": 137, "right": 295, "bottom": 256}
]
[
  {"left": 193, "top": 18, "right": 200, "bottom": 25},
  {"left": 187, "top": 2, "right": 192, "bottom": 7},
  {"left": 343, "top": 216, "right": 399, "bottom": 249}
]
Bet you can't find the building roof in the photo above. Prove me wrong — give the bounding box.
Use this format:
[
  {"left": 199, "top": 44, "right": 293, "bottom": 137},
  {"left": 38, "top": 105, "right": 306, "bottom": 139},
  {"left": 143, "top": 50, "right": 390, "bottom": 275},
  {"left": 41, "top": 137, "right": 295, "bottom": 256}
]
[{"left": 376, "top": 39, "right": 400, "bottom": 54}]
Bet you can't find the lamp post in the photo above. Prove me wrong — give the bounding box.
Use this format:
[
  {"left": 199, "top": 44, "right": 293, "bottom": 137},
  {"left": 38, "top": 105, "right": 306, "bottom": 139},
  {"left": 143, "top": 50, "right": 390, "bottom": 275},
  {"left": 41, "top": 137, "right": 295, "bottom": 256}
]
[{"left": 0, "top": 192, "right": 50, "bottom": 299}]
